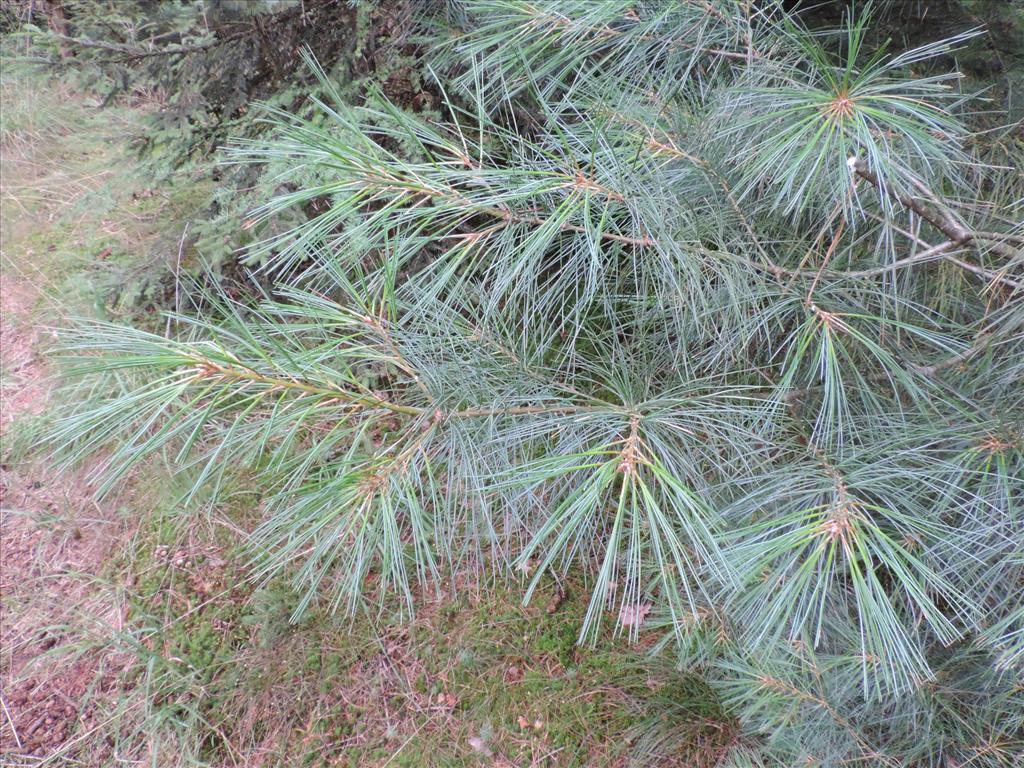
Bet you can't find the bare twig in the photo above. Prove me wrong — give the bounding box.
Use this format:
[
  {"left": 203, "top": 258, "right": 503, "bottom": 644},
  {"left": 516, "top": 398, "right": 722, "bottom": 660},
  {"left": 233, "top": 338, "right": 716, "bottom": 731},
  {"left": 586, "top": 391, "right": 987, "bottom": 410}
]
[
  {"left": 842, "top": 240, "right": 957, "bottom": 278},
  {"left": 726, "top": 226, "right": 1019, "bottom": 289},
  {"left": 942, "top": 253, "right": 1023, "bottom": 290},
  {"left": 911, "top": 334, "right": 992, "bottom": 377},
  {"left": 0, "top": 694, "right": 22, "bottom": 751},
  {"left": 166, "top": 223, "right": 189, "bottom": 338},
  {"left": 849, "top": 157, "right": 1020, "bottom": 259}
]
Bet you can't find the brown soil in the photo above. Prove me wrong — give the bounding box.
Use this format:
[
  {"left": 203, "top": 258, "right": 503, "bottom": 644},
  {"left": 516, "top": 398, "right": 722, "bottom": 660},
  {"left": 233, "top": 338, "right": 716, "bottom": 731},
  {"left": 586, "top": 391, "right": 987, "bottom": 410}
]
[
  {"left": 0, "top": 274, "right": 129, "bottom": 762},
  {"left": 0, "top": 276, "right": 48, "bottom": 431}
]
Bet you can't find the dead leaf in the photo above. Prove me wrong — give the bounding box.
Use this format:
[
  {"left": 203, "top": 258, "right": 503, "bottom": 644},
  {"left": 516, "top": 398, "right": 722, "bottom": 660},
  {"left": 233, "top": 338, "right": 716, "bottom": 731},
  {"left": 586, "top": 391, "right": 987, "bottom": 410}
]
[
  {"left": 545, "top": 584, "right": 567, "bottom": 614},
  {"left": 618, "top": 602, "right": 652, "bottom": 628}
]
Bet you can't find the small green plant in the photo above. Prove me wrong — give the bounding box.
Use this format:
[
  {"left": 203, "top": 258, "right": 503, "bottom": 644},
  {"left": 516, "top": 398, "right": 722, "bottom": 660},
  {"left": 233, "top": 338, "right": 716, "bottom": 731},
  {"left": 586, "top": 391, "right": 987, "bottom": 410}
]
[{"left": 48, "top": 2, "right": 1023, "bottom": 766}]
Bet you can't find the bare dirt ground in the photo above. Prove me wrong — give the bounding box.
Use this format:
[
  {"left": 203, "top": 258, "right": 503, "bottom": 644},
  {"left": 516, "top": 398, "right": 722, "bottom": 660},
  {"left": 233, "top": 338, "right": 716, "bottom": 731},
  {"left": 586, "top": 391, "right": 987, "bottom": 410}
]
[
  {"left": 0, "top": 274, "right": 130, "bottom": 761},
  {"left": 0, "top": 277, "right": 48, "bottom": 430}
]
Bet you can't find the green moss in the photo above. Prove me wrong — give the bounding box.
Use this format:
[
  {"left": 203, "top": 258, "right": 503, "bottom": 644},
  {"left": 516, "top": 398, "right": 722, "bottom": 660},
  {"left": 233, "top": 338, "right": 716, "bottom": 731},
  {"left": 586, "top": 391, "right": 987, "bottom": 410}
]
[{"left": 535, "top": 616, "right": 582, "bottom": 667}]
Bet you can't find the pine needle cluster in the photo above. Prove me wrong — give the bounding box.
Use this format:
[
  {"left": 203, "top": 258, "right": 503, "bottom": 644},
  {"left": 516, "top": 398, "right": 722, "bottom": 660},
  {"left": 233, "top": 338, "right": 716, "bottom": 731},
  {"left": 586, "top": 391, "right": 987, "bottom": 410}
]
[{"left": 50, "top": 2, "right": 1023, "bottom": 764}]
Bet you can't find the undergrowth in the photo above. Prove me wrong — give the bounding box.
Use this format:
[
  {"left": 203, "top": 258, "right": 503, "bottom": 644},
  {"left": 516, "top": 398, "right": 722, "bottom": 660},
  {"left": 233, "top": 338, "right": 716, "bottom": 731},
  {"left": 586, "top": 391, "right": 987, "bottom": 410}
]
[
  {"left": 0, "top": 63, "right": 210, "bottom": 321},
  {"left": 12, "top": 472, "right": 730, "bottom": 767},
  {"left": 0, "top": 62, "right": 729, "bottom": 768}
]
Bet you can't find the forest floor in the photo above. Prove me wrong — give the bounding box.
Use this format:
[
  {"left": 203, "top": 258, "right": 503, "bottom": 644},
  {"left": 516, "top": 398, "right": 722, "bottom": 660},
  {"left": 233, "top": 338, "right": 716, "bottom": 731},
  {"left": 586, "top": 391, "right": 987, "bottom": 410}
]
[{"left": 0, "top": 72, "right": 734, "bottom": 767}]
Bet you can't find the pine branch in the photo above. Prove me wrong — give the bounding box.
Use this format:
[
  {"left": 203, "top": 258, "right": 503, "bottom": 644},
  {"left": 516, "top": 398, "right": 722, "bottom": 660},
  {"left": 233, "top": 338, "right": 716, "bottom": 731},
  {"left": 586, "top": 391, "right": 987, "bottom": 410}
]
[
  {"left": 43, "top": 6, "right": 1024, "bottom": 760},
  {"left": 183, "top": 354, "right": 608, "bottom": 421},
  {"left": 849, "top": 157, "right": 1020, "bottom": 259}
]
